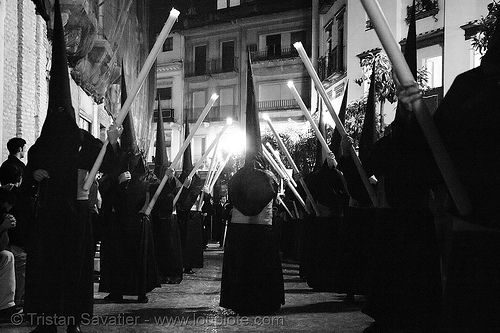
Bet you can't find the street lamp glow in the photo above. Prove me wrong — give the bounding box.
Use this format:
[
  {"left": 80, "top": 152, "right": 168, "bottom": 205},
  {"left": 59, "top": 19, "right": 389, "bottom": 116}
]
[
  {"left": 261, "top": 113, "right": 270, "bottom": 121},
  {"left": 287, "top": 81, "right": 294, "bottom": 88},
  {"left": 226, "top": 117, "right": 233, "bottom": 125}
]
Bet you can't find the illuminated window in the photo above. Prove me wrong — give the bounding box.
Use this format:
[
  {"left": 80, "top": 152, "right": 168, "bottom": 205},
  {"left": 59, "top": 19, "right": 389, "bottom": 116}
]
[
  {"left": 217, "top": 0, "right": 240, "bottom": 10},
  {"left": 162, "top": 37, "right": 173, "bottom": 52},
  {"left": 422, "top": 55, "right": 442, "bottom": 88}
]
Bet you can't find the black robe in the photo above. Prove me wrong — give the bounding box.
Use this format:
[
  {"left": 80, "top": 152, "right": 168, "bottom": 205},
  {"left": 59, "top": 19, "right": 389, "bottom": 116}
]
[
  {"left": 149, "top": 178, "right": 183, "bottom": 282},
  {"left": 98, "top": 151, "right": 160, "bottom": 296},
  {"left": 24, "top": 129, "right": 104, "bottom": 320}
]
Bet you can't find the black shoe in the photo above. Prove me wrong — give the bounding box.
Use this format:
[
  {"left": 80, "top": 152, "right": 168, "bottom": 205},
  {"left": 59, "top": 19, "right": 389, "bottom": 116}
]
[
  {"left": 103, "top": 293, "right": 123, "bottom": 302},
  {"left": 67, "top": 324, "right": 82, "bottom": 333},
  {"left": 166, "top": 276, "right": 182, "bottom": 284},
  {"left": 30, "top": 325, "right": 57, "bottom": 333},
  {"left": 0, "top": 305, "right": 23, "bottom": 324},
  {"left": 137, "top": 294, "right": 148, "bottom": 303}
]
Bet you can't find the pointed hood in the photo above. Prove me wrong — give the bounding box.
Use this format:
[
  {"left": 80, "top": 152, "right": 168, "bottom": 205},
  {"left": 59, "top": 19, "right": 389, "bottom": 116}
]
[
  {"left": 244, "top": 54, "right": 262, "bottom": 166},
  {"left": 481, "top": 10, "right": 500, "bottom": 68},
  {"left": 154, "top": 91, "right": 169, "bottom": 178},
  {"left": 47, "top": 0, "right": 74, "bottom": 119},
  {"left": 330, "top": 81, "right": 348, "bottom": 158},
  {"left": 359, "top": 62, "right": 378, "bottom": 164},
  {"left": 176, "top": 114, "right": 203, "bottom": 212},
  {"left": 29, "top": 0, "right": 80, "bottom": 202},
  {"left": 182, "top": 114, "right": 193, "bottom": 173},
  {"left": 39, "top": 0, "right": 79, "bottom": 144},
  {"left": 120, "top": 67, "right": 139, "bottom": 154},
  {"left": 227, "top": 53, "right": 278, "bottom": 216},
  {"left": 313, "top": 106, "right": 326, "bottom": 172},
  {"left": 395, "top": 0, "right": 417, "bottom": 124}
]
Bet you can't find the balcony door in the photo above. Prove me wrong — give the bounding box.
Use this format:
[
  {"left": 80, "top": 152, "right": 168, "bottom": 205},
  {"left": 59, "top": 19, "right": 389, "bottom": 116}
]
[
  {"left": 266, "top": 34, "right": 281, "bottom": 58},
  {"left": 221, "top": 41, "right": 235, "bottom": 72},
  {"left": 194, "top": 45, "right": 207, "bottom": 75}
]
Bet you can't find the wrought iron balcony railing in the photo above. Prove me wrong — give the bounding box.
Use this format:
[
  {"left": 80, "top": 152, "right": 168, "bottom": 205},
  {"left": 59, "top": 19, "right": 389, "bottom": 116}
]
[
  {"left": 406, "top": 0, "right": 439, "bottom": 24},
  {"left": 250, "top": 45, "right": 311, "bottom": 62},
  {"left": 187, "top": 105, "right": 239, "bottom": 122},
  {"left": 185, "top": 57, "right": 239, "bottom": 77}
]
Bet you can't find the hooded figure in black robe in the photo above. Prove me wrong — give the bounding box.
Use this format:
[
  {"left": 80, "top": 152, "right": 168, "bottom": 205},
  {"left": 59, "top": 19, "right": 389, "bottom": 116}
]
[
  {"left": 176, "top": 116, "right": 204, "bottom": 273},
  {"left": 98, "top": 71, "right": 160, "bottom": 303},
  {"left": 427, "top": 12, "right": 500, "bottom": 333},
  {"left": 338, "top": 4, "right": 443, "bottom": 331},
  {"left": 220, "top": 56, "right": 284, "bottom": 315},
  {"left": 148, "top": 93, "right": 183, "bottom": 284},
  {"left": 23, "top": 1, "right": 117, "bottom": 332}
]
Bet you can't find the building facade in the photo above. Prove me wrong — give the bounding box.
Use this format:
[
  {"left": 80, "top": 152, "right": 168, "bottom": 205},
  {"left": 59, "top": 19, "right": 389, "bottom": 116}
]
[
  {"left": 1, "top": 0, "right": 154, "bottom": 162},
  {"left": 318, "top": 0, "right": 492, "bottom": 127}
]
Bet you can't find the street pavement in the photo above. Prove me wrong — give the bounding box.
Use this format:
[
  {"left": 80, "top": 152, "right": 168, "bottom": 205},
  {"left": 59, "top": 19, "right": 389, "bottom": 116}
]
[{"left": 1, "top": 243, "right": 373, "bottom": 332}]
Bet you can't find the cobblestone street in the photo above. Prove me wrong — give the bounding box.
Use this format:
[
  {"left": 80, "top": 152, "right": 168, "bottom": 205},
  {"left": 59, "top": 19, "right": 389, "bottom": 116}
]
[{"left": 1, "top": 244, "right": 373, "bottom": 332}]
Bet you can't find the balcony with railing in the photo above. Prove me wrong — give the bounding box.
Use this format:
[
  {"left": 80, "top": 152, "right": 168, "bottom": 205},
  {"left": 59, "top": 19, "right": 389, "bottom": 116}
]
[
  {"left": 187, "top": 105, "right": 239, "bottom": 123},
  {"left": 257, "top": 98, "right": 307, "bottom": 111},
  {"left": 185, "top": 57, "right": 239, "bottom": 77},
  {"left": 250, "top": 45, "right": 311, "bottom": 62},
  {"left": 406, "top": 0, "right": 439, "bottom": 24},
  {"left": 153, "top": 108, "right": 175, "bottom": 123},
  {"left": 318, "top": 46, "right": 345, "bottom": 81}
]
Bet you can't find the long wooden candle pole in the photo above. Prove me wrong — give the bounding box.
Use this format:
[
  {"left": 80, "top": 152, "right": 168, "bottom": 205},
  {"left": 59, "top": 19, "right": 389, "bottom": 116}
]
[
  {"left": 293, "top": 43, "right": 378, "bottom": 207},
  {"left": 263, "top": 114, "right": 320, "bottom": 216},
  {"left": 205, "top": 140, "right": 220, "bottom": 190},
  {"left": 84, "top": 8, "right": 180, "bottom": 191},
  {"left": 277, "top": 196, "right": 295, "bottom": 219},
  {"left": 208, "top": 150, "right": 233, "bottom": 194},
  {"left": 265, "top": 142, "right": 298, "bottom": 188},
  {"left": 360, "top": 0, "right": 470, "bottom": 215},
  {"left": 288, "top": 82, "right": 336, "bottom": 167},
  {"left": 262, "top": 145, "right": 310, "bottom": 214},
  {"left": 145, "top": 94, "right": 218, "bottom": 215},
  {"left": 170, "top": 119, "right": 232, "bottom": 209}
]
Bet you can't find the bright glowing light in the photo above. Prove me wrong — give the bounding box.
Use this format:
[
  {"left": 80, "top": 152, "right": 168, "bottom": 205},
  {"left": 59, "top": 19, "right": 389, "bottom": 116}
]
[
  {"left": 226, "top": 117, "right": 233, "bottom": 125},
  {"left": 219, "top": 129, "right": 245, "bottom": 155},
  {"left": 293, "top": 42, "right": 303, "bottom": 50},
  {"left": 170, "top": 8, "right": 181, "bottom": 18},
  {"left": 287, "top": 81, "right": 294, "bottom": 88},
  {"left": 261, "top": 113, "right": 270, "bottom": 121},
  {"left": 211, "top": 93, "right": 219, "bottom": 101}
]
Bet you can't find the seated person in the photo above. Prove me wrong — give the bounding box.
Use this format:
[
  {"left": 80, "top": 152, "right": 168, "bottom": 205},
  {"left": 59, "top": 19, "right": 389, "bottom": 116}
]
[{"left": 0, "top": 197, "right": 21, "bottom": 322}]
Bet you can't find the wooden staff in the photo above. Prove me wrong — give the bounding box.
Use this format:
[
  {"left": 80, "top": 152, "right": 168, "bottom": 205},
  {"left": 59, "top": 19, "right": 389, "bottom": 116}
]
[
  {"left": 265, "top": 142, "right": 298, "bottom": 188},
  {"left": 145, "top": 94, "right": 219, "bottom": 215},
  {"left": 262, "top": 144, "right": 310, "bottom": 214},
  {"left": 204, "top": 141, "right": 220, "bottom": 193},
  {"left": 84, "top": 8, "right": 180, "bottom": 191},
  {"left": 277, "top": 196, "right": 295, "bottom": 219},
  {"left": 171, "top": 118, "right": 232, "bottom": 209},
  {"left": 293, "top": 43, "right": 378, "bottom": 207},
  {"left": 288, "top": 82, "right": 336, "bottom": 166},
  {"left": 263, "top": 114, "right": 321, "bottom": 216},
  {"left": 208, "top": 150, "right": 233, "bottom": 194},
  {"left": 360, "top": 0, "right": 471, "bottom": 215}
]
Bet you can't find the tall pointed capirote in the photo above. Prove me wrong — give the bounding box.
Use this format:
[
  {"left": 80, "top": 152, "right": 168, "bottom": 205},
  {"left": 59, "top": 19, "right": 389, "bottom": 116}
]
[
  {"left": 394, "top": 0, "right": 417, "bottom": 124},
  {"left": 329, "top": 81, "right": 349, "bottom": 158},
  {"left": 35, "top": 0, "right": 81, "bottom": 201},
  {"left": 120, "top": 65, "right": 139, "bottom": 154},
  {"left": 154, "top": 90, "right": 169, "bottom": 178},
  {"left": 244, "top": 52, "right": 262, "bottom": 166},
  {"left": 359, "top": 61, "right": 378, "bottom": 164},
  {"left": 481, "top": 8, "right": 500, "bottom": 67},
  {"left": 182, "top": 114, "right": 194, "bottom": 172},
  {"left": 46, "top": 0, "right": 74, "bottom": 121},
  {"left": 40, "top": 0, "right": 79, "bottom": 141}
]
